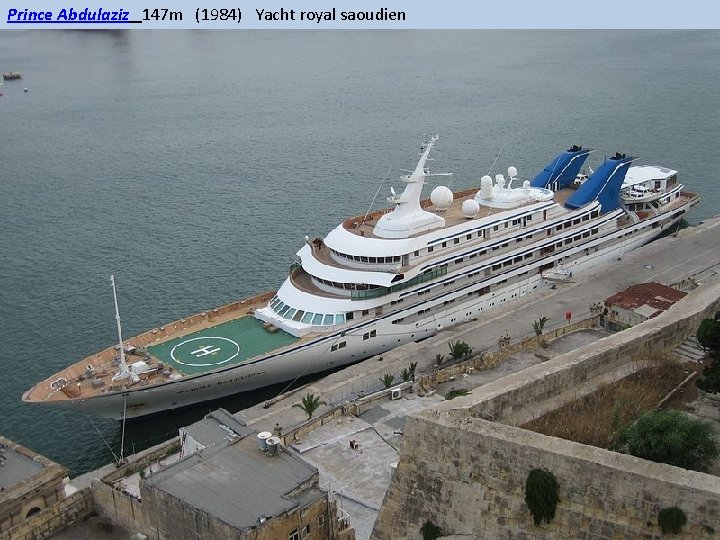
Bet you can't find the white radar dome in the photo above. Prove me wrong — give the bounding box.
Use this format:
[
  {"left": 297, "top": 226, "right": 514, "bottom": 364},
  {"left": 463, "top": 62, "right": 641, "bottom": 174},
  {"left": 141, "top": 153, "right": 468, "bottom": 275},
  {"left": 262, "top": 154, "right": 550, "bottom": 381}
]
[
  {"left": 479, "top": 175, "right": 493, "bottom": 199},
  {"left": 508, "top": 166, "right": 518, "bottom": 179},
  {"left": 462, "top": 199, "right": 480, "bottom": 219},
  {"left": 430, "top": 185, "right": 454, "bottom": 210},
  {"left": 523, "top": 180, "right": 531, "bottom": 189}
]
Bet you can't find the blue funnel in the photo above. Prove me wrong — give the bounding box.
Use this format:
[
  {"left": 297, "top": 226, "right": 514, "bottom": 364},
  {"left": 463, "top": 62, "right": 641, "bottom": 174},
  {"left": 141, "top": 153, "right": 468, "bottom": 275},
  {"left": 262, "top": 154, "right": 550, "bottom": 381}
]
[
  {"left": 565, "top": 153, "right": 634, "bottom": 213},
  {"left": 530, "top": 145, "right": 591, "bottom": 191}
]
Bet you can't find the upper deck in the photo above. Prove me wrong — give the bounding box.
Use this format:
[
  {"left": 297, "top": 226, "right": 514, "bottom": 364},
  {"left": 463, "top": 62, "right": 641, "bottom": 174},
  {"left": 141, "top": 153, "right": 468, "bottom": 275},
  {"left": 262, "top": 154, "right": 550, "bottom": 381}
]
[{"left": 342, "top": 185, "right": 576, "bottom": 241}]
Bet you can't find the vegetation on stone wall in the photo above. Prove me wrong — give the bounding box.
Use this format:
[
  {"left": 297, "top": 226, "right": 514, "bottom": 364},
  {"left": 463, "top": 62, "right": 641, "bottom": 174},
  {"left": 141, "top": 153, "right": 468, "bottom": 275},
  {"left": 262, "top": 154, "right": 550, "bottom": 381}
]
[
  {"left": 444, "top": 389, "right": 469, "bottom": 400},
  {"left": 525, "top": 468, "right": 560, "bottom": 526},
  {"left": 420, "top": 520, "right": 444, "bottom": 540},
  {"left": 614, "top": 410, "right": 718, "bottom": 472},
  {"left": 657, "top": 506, "right": 687, "bottom": 535},
  {"left": 697, "top": 311, "right": 720, "bottom": 393}
]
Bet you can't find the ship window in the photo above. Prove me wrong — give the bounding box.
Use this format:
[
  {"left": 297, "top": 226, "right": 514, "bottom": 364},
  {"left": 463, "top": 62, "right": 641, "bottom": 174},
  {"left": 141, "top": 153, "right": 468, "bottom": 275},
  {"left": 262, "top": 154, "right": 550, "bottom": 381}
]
[
  {"left": 414, "top": 250, "right": 419, "bottom": 256},
  {"left": 346, "top": 312, "right": 354, "bottom": 321},
  {"left": 492, "top": 246, "right": 499, "bottom": 251},
  {"left": 312, "top": 313, "right": 323, "bottom": 325},
  {"left": 442, "top": 242, "right": 447, "bottom": 248},
  {"left": 289, "top": 530, "right": 299, "bottom": 540},
  {"left": 466, "top": 234, "right": 471, "bottom": 240},
  {"left": 503, "top": 260, "right": 512, "bottom": 267},
  {"left": 279, "top": 305, "right": 292, "bottom": 316},
  {"left": 293, "top": 310, "right": 304, "bottom": 321},
  {"left": 323, "top": 314, "right": 334, "bottom": 325},
  {"left": 512, "top": 219, "right": 519, "bottom": 226},
  {"left": 454, "top": 238, "right": 460, "bottom": 244},
  {"left": 361, "top": 256, "right": 368, "bottom": 262},
  {"left": 455, "top": 258, "right": 463, "bottom": 264},
  {"left": 492, "top": 264, "right": 501, "bottom": 271},
  {"left": 335, "top": 314, "right": 345, "bottom": 324},
  {"left": 563, "top": 222, "right": 571, "bottom": 229},
  {"left": 427, "top": 246, "right": 434, "bottom": 253},
  {"left": 339, "top": 341, "right": 346, "bottom": 349},
  {"left": 285, "top": 308, "right": 297, "bottom": 320},
  {"left": 331, "top": 344, "right": 338, "bottom": 352},
  {"left": 370, "top": 329, "right": 376, "bottom": 337},
  {"left": 362, "top": 309, "right": 369, "bottom": 316},
  {"left": 363, "top": 332, "right": 369, "bottom": 340},
  {"left": 493, "top": 225, "right": 499, "bottom": 231},
  {"left": 301, "top": 312, "right": 314, "bottom": 324},
  {"left": 527, "top": 214, "right": 532, "bottom": 221},
  {"left": 525, "top": 253, "right": 533, "bottom": 259},
  {"left": 274, "top": 301, "right": 285, "bottom": 313},
  {"left": 369, "top": 257, "right": 376, "bottom": 263}
]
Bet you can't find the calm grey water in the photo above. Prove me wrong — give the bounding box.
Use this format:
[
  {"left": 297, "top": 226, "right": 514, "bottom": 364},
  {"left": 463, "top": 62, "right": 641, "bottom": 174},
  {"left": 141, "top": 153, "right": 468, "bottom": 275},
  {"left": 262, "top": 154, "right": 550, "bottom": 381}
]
[{"left": 1, "top": 30, "right": 718, "bottom": 476}]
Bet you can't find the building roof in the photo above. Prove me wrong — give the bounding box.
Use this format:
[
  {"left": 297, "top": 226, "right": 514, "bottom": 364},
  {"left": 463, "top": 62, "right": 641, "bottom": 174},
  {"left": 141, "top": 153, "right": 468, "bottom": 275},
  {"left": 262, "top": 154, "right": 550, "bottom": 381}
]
[
  {"left": 143, "top": 430, "right": 323, "bottom": 530},
  {"left": 604, "top": 282, "right": 687, "bottom": 318},
  {"left": 0, "top": 438, "right": 45, "bottom": 490},
  {"left": 181, "top": 409, "right": 252, "bottom": 448}
]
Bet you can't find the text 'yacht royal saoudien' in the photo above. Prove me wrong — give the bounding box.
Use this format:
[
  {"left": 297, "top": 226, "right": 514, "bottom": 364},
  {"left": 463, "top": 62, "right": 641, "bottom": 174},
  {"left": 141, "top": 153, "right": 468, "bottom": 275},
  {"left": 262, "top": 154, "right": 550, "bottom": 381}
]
[{"left": 23, "top": 137, "right": 699, "bottom": 419}]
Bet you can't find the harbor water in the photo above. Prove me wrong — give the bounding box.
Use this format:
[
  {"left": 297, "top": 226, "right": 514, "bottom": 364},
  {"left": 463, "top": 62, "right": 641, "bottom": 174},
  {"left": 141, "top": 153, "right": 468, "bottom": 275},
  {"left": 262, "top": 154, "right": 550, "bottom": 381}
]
[{"left": 1, "top": 30, "right": 719, "bottom": 476}]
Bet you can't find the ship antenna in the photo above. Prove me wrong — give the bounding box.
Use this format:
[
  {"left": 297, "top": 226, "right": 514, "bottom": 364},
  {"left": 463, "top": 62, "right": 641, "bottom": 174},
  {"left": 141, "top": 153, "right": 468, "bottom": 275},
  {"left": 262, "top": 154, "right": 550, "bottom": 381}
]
[
  {"left": 363, "top": 166, "right": 393, "bottom": 223},
  {"left": 110, "top": 275, "right": 130, "bottom": 379}
]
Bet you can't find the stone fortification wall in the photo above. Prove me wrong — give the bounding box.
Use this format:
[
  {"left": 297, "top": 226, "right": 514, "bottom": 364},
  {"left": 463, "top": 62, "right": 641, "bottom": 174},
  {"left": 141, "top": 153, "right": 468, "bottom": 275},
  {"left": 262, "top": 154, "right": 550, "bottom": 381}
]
[
  {"left": 91, "top": 438, "right": 180, "bottom": 540},
  {"left": 444, "top": 282, "right": 720, "bottom": 427},
  {"left": 372, "top": 283, "right": 720, "bottom": 539},
  {"left": 0, "top": 490, "right": 94, "bottom": 540}
]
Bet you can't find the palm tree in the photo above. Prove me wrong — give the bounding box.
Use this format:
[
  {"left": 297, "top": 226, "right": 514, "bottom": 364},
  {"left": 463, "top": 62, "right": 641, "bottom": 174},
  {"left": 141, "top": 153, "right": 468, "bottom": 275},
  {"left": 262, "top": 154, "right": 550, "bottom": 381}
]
[
  {"left": 293, "top": 393, "right": 327, "bottom": 419},
  {"left": 448, "top": 340, "right": 472, "bottom": 360},
  {"left": 533, "top": 316, "right": 549, "bottom": 336},
  {"left": 380, "top": 373, "right": 395, "bottom": 389}
]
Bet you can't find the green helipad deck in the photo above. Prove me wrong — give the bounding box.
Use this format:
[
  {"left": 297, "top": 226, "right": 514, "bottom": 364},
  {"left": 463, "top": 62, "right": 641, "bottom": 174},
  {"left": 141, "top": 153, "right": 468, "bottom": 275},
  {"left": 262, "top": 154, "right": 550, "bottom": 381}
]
[{"left": 148, "top": 316, "right": 298, "bottom": 375}]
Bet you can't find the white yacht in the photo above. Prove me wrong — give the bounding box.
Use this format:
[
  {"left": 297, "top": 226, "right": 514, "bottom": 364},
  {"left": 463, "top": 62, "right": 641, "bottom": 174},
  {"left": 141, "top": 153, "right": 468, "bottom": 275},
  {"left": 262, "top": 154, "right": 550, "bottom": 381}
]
[{"left": 23, "top": 138, "right": 699, "bottom": 419}]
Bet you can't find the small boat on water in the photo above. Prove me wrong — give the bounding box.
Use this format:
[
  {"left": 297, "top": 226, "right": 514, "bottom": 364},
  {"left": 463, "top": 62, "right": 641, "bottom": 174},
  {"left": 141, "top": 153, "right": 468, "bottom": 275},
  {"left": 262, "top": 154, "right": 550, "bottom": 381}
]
[
  {"left": 2, "top": 72, "right": 22, "bottom": 80},
  {"left": 22, "top": 138, "right": 700, "bottom": 420}
]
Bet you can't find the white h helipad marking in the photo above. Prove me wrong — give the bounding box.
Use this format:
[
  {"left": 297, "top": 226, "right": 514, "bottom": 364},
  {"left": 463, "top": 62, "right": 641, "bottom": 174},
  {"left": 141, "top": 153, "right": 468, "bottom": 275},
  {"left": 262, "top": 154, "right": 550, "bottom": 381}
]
[
  {"left": 170, "top": 336, "right": 240, "bottom": 367},
  {"left": 191, "top": 345, "right": 221, "bottom": 357}
]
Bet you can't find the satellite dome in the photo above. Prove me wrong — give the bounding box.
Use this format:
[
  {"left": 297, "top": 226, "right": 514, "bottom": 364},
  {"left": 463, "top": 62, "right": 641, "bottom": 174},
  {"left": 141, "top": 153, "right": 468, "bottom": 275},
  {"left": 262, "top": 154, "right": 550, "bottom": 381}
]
[
  {"left": 462, "top": 199, "right": 480, "bottom": 218},
  {"left": 508, "top": 166, "right": 518, "bottom": 179},
  {"left": 478, "top": 175, "right": 493, "bottom": 199},
  {"left": 430, "top": 185, "right": 453, "bottom": 210}
]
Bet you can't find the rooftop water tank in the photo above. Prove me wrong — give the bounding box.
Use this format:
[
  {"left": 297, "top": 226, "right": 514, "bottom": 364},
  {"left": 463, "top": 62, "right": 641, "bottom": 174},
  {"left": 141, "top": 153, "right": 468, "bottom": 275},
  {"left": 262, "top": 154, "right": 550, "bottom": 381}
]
[
  {"left": 257, "top": 431, "right": 272, "bottom": 451},
  {"left": 266, "top": 436, "right": 280, "bottom": 456}
]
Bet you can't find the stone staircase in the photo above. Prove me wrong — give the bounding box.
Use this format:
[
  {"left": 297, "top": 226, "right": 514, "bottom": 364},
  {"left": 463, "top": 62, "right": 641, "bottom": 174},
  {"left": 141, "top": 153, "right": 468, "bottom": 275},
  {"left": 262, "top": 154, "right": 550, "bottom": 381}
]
[{"left": 674, "top": 336, "right": 708, "bottom": 363}]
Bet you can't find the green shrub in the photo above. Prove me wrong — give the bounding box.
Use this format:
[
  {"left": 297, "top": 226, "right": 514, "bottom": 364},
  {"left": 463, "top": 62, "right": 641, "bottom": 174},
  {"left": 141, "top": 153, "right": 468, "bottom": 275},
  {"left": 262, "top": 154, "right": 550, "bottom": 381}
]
[
  {"left": 380, "top": 374, "right": 395, "bottom": 389},
  {"left": 615, "top": 410, "right": 718, "bottom": 472},
  {"left": 445, "top": 389, "right": 469, "bottom": 400},
  {"left": 525, "top": 468, "right": 560, "bottom": 526},
  {"left": 658, "top": 507, "right": 687, "bottom": 535},
  {"left": 697, "top": 359, "right": 720, "bottom": 394},
  {"left": 420, "top": 520, "right": 443, "bottom": 540}
]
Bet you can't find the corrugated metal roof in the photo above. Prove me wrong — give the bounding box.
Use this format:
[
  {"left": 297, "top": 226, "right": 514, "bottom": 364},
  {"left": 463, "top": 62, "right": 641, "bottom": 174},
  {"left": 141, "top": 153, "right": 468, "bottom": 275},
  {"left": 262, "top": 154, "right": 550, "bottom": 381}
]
[{"left": 605, "top": 282, "right": 686, "bottom": 317}]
